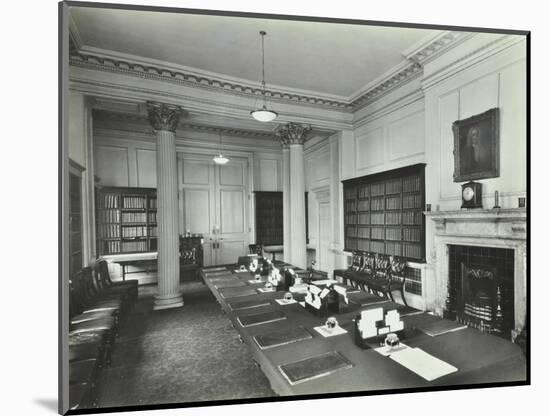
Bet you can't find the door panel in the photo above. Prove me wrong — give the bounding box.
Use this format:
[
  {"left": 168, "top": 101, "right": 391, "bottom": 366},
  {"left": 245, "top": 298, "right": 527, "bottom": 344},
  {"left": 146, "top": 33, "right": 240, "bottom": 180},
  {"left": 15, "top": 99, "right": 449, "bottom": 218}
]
[
  {"left": 220, "top": 190, "right": 245, "bottom": 233},
  {"left": 219, "top": 164, "right": 243, "bottom": 186},
  {"left": 183, "top": 160, "right": 210, "bottom": 185},
  {"left": 184, "top": 189, "right": 211, "bottom": 234}
]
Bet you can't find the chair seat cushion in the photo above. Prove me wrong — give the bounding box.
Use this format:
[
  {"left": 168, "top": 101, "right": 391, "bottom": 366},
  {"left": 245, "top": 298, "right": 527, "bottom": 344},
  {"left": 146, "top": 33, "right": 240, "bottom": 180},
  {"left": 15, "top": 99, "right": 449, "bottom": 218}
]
[
  {"left": 89, "top": 298, "right": 123, "bottom": 310},
  {"left": 70, "top": 319, "right": 114, "bottom": 334},
  {"left": 69, "top": 332, "right": 104, "bottom": 346},
  {"left": 71, "top": 311, "right": 115, "bottom": 325}
]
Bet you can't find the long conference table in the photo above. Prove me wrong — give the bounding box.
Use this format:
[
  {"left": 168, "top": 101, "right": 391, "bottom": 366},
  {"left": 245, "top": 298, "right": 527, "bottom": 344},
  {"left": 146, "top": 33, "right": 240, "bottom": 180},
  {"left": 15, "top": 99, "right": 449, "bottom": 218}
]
[{"left": 200, "top": 263, "right": 526, "bottom": 397}]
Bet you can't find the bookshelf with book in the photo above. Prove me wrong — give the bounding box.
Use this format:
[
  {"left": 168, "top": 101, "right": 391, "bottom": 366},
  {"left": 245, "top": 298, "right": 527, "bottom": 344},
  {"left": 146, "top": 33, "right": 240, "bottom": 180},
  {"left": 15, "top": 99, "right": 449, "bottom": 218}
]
[
  {"left": 96, "top": 186, "right": 158, "bottom": 256},
  {"left": 342, "top": 164, "right": 426, "bottom": 262}
]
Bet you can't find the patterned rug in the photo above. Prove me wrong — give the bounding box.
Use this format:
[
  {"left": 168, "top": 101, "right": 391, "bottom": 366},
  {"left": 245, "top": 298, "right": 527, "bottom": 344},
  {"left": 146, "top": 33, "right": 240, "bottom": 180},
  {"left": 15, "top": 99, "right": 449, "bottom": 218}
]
[{"left": 95, "top": 282, "right": 275, "bottom": 408}]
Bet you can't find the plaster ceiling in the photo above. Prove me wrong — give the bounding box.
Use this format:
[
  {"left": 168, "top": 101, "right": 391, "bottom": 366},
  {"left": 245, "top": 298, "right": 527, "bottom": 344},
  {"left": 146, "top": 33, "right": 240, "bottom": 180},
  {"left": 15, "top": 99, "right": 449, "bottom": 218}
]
[{"left": 70, "top": 7, "right": 439, "bottom": 99}]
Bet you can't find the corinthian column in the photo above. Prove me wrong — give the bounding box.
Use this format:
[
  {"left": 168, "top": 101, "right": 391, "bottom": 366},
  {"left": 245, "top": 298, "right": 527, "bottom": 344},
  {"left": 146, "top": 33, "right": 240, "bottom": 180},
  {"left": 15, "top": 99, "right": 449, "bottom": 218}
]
[
  {"left": 281, "top": 143, "right": 291, "bottom": 262},
  {"left": 147, "top": 102, "right": 184, "bottom": 310},
  {"left": 277, "top": 123, "right": 311, "bottom": 269}
]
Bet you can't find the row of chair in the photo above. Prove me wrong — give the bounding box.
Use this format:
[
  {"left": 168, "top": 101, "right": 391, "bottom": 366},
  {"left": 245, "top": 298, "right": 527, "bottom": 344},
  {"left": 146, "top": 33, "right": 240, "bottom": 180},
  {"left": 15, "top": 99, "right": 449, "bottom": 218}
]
[
  {"left": 68, "top": 259, "right": 138, "bottom": 410},
  {"left": 333, "top": 251, "right": 409, "bottom": 306}
]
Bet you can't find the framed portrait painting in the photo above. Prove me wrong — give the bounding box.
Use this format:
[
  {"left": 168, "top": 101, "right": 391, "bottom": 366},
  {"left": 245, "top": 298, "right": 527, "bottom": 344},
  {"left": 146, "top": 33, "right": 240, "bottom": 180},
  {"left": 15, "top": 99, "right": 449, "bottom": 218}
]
[{"left": 453, "top": 108, "right": 500, "bottom": 182}]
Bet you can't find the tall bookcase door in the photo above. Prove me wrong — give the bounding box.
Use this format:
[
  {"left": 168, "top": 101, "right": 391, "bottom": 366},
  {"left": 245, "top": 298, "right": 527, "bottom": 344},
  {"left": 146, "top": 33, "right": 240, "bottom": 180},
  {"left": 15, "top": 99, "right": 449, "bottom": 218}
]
[
  {"left": 342, "top": 164, "right": 425, "bottom": 261},
  {"left": 178, "top": 153, "right": 250, "bottom": 267}
]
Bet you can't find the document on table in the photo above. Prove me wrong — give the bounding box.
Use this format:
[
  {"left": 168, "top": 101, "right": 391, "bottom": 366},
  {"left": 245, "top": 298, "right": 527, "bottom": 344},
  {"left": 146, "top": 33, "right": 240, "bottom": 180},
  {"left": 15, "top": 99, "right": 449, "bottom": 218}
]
[{"left": 389, "top": 347, "right": 458, "bottom": 381}]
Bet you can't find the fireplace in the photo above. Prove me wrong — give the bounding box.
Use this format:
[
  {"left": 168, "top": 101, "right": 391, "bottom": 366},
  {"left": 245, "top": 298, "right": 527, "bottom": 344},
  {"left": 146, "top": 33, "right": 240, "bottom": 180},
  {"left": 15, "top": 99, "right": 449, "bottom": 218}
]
[
  {"left": 424, "top": 208, "right": 526, "bottom": 340},
  {"left": 446, "top": 245, "right": 514, "bottom": 338}
]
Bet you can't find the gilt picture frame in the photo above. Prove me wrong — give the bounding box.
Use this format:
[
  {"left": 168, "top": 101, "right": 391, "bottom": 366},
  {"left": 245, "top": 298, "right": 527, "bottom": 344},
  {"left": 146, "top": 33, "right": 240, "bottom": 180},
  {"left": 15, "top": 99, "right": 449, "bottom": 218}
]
[{"left": 453, "top": 108, "right": 500, "bottom": 182}]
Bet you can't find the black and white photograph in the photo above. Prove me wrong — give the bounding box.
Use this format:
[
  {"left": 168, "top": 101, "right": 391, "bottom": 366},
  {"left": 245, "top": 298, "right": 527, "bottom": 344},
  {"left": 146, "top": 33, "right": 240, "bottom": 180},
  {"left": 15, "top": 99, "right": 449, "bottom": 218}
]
[
  {"left": 57, "top": 1, "right": 531, "bottom": 414},
  {"left": 6, "top": 0, "right": 547, "bottom": 415}
]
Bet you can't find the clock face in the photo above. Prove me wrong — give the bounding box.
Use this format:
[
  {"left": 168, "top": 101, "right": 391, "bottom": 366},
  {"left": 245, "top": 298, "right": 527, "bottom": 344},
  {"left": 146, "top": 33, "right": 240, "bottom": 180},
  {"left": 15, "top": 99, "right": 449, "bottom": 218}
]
[{"left": 462, "top": 187, "right": 475, "bottom": 201}]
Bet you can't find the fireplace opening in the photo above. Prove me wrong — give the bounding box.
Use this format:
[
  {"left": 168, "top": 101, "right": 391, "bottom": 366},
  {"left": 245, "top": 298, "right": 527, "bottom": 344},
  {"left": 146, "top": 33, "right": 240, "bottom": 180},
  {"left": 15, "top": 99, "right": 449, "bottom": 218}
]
[{"left": 446, "top": 245, "right": 514, "bottom": 339}]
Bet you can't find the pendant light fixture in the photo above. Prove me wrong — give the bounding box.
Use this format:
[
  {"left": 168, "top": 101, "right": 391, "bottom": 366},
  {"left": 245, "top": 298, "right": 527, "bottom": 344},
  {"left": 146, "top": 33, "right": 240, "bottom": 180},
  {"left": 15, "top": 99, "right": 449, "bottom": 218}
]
[
  {"left": 251, "top": 30, "right": 278, "bottom": 122},
  {"left": 213, "top": 131, "right": 229, "bottom": 165}
]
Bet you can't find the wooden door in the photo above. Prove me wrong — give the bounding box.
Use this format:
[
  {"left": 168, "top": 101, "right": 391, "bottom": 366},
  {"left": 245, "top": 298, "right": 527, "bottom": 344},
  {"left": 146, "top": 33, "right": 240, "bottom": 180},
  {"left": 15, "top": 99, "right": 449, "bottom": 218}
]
[
  {"left": 179, "top": 153, "right": 250, "bottom": 266},
  {"left": 214, "top": 158, "right": 249, "bottom": 265}
]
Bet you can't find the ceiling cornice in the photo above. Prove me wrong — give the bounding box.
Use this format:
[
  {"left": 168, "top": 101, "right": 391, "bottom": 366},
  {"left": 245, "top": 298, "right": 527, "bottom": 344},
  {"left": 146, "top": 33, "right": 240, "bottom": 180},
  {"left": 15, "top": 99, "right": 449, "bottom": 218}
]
[
  {"left": 70, "top": 49, "right": 353, "bottom": 111},
  {"left": 69, "top": 30, "right": 472, "bottom": 114},
  {"left": 93, "top": 109, "right": 280, "bottom": 141},
  {"left": 403, "top": 31, "right": 476, "bottom": 65},
  {"left": 349, "top": 62, "right": 422, "bottom": 111}
]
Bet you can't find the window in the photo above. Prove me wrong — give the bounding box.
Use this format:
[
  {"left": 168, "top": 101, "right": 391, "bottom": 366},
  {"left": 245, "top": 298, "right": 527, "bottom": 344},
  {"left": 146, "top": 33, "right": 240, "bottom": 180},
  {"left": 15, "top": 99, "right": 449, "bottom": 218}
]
[
  {"left": 342, "top": 164, "right": 426, "bottom": 262},
  {"left": 69, "top": 170, "right": 83, "bottom": 276}
]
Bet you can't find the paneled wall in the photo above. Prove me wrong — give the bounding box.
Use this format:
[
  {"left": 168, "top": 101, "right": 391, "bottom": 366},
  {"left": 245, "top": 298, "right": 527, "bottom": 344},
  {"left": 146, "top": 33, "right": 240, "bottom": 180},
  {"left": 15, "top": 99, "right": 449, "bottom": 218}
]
[
  {"left": 350, "top": 99, "right": 425, "bottom": 179},
  {"left": 94, "top": 136, "right": 157, "bottom": 188},
  {"left": 425, "top": 39, "right": 527, "bottom": 212},
  {"left": 253, "top": 152, "right": 283, "bottom": 191},
  {"left": 338, "top": 35, "right": 526, "bottom": 311}
]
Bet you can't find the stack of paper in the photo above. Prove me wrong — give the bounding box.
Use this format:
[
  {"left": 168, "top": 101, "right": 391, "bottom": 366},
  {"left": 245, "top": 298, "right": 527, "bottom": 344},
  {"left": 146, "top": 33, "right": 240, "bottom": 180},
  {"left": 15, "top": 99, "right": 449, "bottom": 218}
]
[
  {"left": 390, "top": 348, "right": 458, "bottom": 381},
  {"left": 275, "top": 298, "right": 298, "bottom": 305},
  {"left": 357, "top": 308, "right": 384, "bottom": 338},
  {"left": 384, "top": 310, "right": 404, "bottom": 332}
]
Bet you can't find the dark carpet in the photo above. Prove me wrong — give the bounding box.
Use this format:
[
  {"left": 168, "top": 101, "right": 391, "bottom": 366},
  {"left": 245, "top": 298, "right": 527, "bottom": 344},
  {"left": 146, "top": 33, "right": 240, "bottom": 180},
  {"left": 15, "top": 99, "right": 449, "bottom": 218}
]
[{"left": 96, "top": 282, "right": 275, "bottom": 408}]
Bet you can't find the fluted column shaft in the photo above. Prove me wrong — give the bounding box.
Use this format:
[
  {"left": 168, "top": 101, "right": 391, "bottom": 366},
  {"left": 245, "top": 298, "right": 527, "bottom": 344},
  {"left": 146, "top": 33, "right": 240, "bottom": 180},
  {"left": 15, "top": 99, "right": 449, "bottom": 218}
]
[
  {"left": 282, "top": 146, "right": 291, "bottom": 262},
  {"left": 147, "top": 102, "right": 184, "bottom": 311},
  {"left": 289, "top": 144, "right": 307, "bottom": 268},
  {"left": 277, "top": 122, "right": 311, "bottom": 270}
]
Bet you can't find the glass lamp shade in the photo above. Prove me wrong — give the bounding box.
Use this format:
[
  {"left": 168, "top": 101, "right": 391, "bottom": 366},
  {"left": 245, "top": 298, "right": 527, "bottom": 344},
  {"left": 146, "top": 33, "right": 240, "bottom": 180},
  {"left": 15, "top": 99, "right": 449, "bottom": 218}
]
[
  {"left": 213, "top": 154, "right": 229, "bottom": 165},
  {"left": 250, "top": 107, "right": 278, "bottom": 122}
]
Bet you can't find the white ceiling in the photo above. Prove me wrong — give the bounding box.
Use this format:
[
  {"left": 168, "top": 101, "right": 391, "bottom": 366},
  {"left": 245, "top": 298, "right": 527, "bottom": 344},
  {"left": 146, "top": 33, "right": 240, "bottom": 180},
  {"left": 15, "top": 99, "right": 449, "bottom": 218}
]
[{"left": 70, "top": 7, "right": 439, "bottom": 99}]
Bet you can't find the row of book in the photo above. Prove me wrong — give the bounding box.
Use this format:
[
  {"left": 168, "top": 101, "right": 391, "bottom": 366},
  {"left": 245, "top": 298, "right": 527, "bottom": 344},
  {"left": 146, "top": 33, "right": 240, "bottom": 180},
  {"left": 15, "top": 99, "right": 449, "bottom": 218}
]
[
  {"left": 403, "top": 194, "right": 422, "bottom": 209},
  {"left": 403, "top": 175, "right": 421, "bottom": 193},
  {"left": 121, "top": 240, "right": 149, "bottom": 252},
  {"left": 98, "top": 209, "right": 121, "bottom": 224},
  {"left": 122, "top": 196, "right": 147, "bottom": 209},
  {"left": 403, "top": 243, "right": 421, "bottom": 259},
  {"left": 148, "top": 212, "right": 157, "bottom": 223},
  {"left": 99, "top": 224, "right": 120, "bottom": 239},
  {"left": 148, "top": 198, "right": 157, "bottom": 209},
  {"left": 121, "top": 226, "right": 157, "bottom": 238},
  {"left": 370, "top": 197, "right": 385, "bottom": 211},
  {"left": 346, "top": 211, "right": 422, "bottom": 227},
  {"left": 403, "top": 227, "right": 421, "bottom": 242},
  {"left": 122, "top": 212, "right": 147, "bottom": 223},
  {"left": 403, "top": 211, "right": 421, "bottom": 225},
  {"left": 102, "top": 194, "right": 119, "bottom": 209}
]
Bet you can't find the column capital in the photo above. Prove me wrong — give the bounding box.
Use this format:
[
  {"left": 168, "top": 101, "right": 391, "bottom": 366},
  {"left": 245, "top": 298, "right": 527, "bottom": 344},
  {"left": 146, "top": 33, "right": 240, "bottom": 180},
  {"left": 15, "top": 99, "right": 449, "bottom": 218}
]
[
  {"left": 146, "top": 101, "right": 184, "bottom": 133},
  {"left": 276, "top": 122, "right": 311, "bottom": 146}
]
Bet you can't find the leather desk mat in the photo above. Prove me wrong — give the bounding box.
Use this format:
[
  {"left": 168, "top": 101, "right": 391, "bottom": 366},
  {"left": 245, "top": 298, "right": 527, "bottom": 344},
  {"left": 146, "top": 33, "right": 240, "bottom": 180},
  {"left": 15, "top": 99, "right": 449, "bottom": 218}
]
[{"left": 201, "top": 266, "right": 526, "bottom": 395}]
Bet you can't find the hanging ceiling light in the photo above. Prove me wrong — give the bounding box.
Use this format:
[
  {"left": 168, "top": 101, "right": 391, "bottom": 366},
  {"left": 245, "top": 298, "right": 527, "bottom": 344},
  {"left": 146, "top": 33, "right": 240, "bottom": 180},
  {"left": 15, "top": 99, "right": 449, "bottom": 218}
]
[
  {"left": 213, "top": 131, "right": 229, "bottom": 165},
  {"left": 251, "top": 30, "right": 278, "bottom": 122}
]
